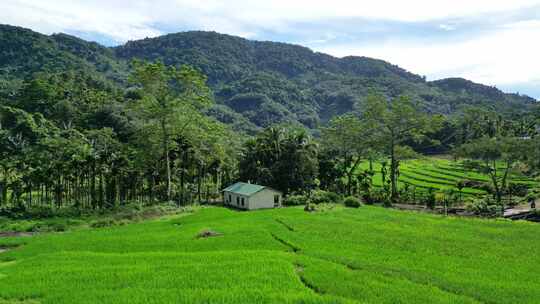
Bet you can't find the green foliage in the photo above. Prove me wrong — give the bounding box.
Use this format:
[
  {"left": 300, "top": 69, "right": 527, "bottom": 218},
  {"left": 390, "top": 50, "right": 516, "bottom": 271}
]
[
  {"left": 320, "top": 114, "right": 371, "bottom": 195},
  {"left": 423, "top": 188, "right": 437, "bottom": 209},
  {"left": 0, "top": 59, "right": 238, "bottom": 209},
  {"left": 343, "top": 196, "right": 361, "bottom": 208},
  {"left": 507, "top": 182, "right": 528, "bottom": 197},
  {"left": 284, "top": 190, "right": 343, "bottom": 207},
  {"left": 466, "top": 196, "right": 501, "bottom": 217},
  {"left": 128, "top": 60, "right": 215, "bottom": 201},
  {"left": 360, "top": 94, "right": 443, "bottom": 203},
  {"left": 456, "top": 136, "right": 528, "bottom": 204},
  {"left": 310, "top": 190, "right": 341, "bottom": 205},
  {"left": 283, "top": 195, "right": 310, "bottom": 206},
  {"left": 0, "top": 203, "right": 190, "bottom": 232},
  {"left": 239, "top": 126, "right": 318, "bottom": 194}
]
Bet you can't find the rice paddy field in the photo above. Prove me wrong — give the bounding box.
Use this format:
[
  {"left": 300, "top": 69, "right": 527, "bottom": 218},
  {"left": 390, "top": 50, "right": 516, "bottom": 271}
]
[
  {"left": 1, "top": 206, "right": 539, "bottom": 303},
  {"left": 358, "top": 157, "right": 539, "bottom": 197}
]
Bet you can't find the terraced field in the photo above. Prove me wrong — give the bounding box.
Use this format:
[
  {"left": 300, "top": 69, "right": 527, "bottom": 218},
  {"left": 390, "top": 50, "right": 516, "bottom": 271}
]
[
  {"left": 358, "top": 157, "right": 539, "bottom": 197},
  {"left": 1, "top": 206, "right": 539, "bottom": 303}
]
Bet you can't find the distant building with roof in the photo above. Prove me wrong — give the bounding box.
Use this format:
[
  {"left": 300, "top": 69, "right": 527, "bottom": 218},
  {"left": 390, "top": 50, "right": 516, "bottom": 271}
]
[{"left": 223, "top": 182, "right": 282, "bottom": 210}]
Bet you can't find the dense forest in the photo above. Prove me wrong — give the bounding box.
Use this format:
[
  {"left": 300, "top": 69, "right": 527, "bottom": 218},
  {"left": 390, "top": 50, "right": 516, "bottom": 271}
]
[{"left": 1, "top": 24, "right": 540, "bottom": 215}]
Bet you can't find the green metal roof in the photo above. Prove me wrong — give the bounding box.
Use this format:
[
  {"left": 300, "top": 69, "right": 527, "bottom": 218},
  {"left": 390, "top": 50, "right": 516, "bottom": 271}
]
[{"left": 223, "top": 182, "right": 266, "bottom": 196}]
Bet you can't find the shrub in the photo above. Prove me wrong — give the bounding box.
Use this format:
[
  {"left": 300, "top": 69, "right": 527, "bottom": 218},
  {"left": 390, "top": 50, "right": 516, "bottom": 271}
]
[
  {"left": 343, "top": 196, "right": 361, "bottom": 208},
  {"left": 361, "top": 188, "right": 387, "bottom": 205},
  {"left": 304, "top": 202, "right": 338, "bottom": 212},
  {"left": 29, "top": 221, "right": 69, "bottom": 232},
  {"left": 394, "top": 186, "right": 420, "bottom": 205},
  {"left": 283, "top": 195, "right": 310, "bottom": 206},
  {"left": 310, "top": 190, "right": 341, "bottom": 204},
  {"left": 507, "top": 183, "right": 529, "bottom": 197},
  {"left": 462, "top": 160, "right": 482, "bottom": 170},
  {"left": 304, "top": 203, "right": 316, "bottom": 212},
  {"left": 422, "top": 188, "right": 437, "bottom": 209},
  {"left": 466, "top": 196, "right": 500, "bottom": 217},
  {"left": 90, "top": 219, "right": 117, "bottom": 228}
]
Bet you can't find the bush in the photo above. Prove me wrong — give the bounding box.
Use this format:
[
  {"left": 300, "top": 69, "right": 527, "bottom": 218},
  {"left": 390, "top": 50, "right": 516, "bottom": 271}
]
[
  {"left": 466, "top": 196, "right": 501, "bottom": 217},
  {"left": 507, "top": 183, "right": 529, "bottom": 197},
  {"left": 304, "top": 202, "right": 338, "bottom": 213},
  {"left": 462, "top": 160, "right": 482, "bottom": 170},
  {"left": 283, "top": 195, "right": 310, "bottom": 206},
  {"left": 343, "top": 196, "right": 361, "bottom": 208},
  {"left": 90, "top": 218, "right": 117, "bottom": 228},
  {"left": 310, "top": 190, "right": 341, "bottom": 205},
  {"left": 30, "top": 221, "right": 68, "bottom": 232},
  {"left": 422, "top": 188, "right": 437, "bottom": 209},
  {"left": 361, "top": 188, "right": 387, "bottom": 205},
  {"left": 304, "top": 203, "right": 316, "bottom": 212}
]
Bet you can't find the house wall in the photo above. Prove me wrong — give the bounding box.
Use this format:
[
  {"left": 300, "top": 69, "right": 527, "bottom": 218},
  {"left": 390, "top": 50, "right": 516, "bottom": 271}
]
[
  {"left": 223, "top": 191, "right": 248, "bottom": 209},
  {"left": 247, "top": 188, "right": 282, "bottom": 210}
]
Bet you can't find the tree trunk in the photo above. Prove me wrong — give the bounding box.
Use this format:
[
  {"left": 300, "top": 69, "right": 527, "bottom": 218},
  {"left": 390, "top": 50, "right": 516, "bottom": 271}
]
[
  {"left": 162, "top": 120, "right": 172, "bottom": 202},
  {"left": 389, "top": 137, "right": 397, "bottom": 204},
  {"left": 345, "top": 157, "right": 361, "bottom": 196},
  {"left": 0, "top": 175, "right": 5, "bottom": 206},
  {"left": 91, "top": 161, "right": 96, "bottom": 208},
  {"left": 180, "top": 152, "right": 187, "bottom": 205},
  {"left": 99, "top": 171, "right": 104, "bottom": 208}
]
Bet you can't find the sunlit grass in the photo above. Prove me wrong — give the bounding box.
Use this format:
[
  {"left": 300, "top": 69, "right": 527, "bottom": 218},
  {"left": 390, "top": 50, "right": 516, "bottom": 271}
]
[{"left": 1, "top": 206, "right": 539, "bottom": 303}]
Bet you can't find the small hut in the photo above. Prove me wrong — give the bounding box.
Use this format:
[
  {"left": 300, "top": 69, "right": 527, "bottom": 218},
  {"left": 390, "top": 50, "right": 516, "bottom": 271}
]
[{"left": 223, "top": 182, "right": 282, "bottom": 210}]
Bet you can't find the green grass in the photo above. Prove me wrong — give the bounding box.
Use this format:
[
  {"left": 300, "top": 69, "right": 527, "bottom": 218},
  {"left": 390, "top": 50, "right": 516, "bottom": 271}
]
[
  {"left": 358, "top": 157, "right": 539, "bottom": 196},
  {"left": 1, "top": 206, "right": 539, "bottom": 303}
]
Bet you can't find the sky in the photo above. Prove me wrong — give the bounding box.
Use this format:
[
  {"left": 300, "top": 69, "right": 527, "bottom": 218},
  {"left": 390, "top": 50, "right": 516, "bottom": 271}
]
[{"left": 2, "top": 0, "right": 540, "bottom": 99}]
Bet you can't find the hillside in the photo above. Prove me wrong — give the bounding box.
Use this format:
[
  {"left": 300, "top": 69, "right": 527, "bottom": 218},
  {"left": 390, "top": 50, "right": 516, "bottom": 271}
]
[
  {"left": 0, "top": 24, "right": 537, "bottom": 134},
  {"left": 1, "top": 206, "right": 539, "bottom": 303}
]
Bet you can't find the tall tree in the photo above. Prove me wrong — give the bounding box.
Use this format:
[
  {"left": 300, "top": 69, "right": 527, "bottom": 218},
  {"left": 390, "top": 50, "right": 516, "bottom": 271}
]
[
  {"left": 239, "top": 126, "right": 318, "bottom": 194},
  {"left": 321, "top": 114, "right": 367, "bottom": 195},
  {"left": 129, "top": 60, "right": 212, "bottom": 201},
  {"left": 457, "top": 136, "right": 526, "bottom": 213},
  {"left": 361, "top": 94, "right": 442, "bottom": 204}
]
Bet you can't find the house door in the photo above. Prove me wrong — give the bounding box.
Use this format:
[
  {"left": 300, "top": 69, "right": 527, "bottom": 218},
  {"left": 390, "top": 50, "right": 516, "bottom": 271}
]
[{"left": 274, "top": 195, "right": 280, "bottom": 207}]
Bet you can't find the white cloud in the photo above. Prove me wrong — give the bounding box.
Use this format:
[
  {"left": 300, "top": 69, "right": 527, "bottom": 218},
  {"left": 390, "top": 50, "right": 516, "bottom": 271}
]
[
  {"left": 4, "top": 0, "right": 540, "bottom": 41},
  {"left": 316, "top": 18, "right": 540, "bottom": 88},
  {"left": 2, "top": 0, "right": 162, "bottom": 41},
  {"left": 439, "top": 24, "right": 456, "bottom": 31}
]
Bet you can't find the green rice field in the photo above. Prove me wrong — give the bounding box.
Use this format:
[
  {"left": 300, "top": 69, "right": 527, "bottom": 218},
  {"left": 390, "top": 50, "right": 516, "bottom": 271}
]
[
  {"left": 358, "top": 157, "right": 539, "bottom": 196},
  {"left": 1, "top": 206, "right": 539, "bottom": 303}
]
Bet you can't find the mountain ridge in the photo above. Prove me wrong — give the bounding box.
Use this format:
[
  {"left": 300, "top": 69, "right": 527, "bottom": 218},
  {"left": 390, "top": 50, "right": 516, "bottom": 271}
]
[{"left": 0, "top": 24, "right": 536, "bottom": 134}]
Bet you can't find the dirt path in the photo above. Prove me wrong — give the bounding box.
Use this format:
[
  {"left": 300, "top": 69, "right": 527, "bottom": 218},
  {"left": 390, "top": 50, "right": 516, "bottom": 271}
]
[
  {"left": 504, "top": 204, "right": 535, "bottom": 217},
  {"left": 0, "top": 231, "right": 35, "bottom": 238}
]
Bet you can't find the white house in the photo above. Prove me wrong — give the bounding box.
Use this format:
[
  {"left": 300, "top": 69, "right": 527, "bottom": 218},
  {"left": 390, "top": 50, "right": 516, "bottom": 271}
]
[{"left": 223, "top": 182, "right": 282, "bottom": 210}]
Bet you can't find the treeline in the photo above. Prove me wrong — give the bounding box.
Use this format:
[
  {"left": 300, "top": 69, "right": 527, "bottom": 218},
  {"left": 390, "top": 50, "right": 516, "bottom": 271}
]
[{"left": 0, "top": 62, "right": 238, "bottom": 210}]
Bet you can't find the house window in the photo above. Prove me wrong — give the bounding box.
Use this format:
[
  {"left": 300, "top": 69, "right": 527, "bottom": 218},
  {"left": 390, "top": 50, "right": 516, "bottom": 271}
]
[
  {"left": 241, "top": 197, "right": 245, "bottom": 206},
  {"left": 228, "top": 194, "right": 231, "bottom": 203},
  {"left": 274, "top": 195, "right": 280, "bottom": 207},
  {"left": 236, "top": 197, "right": 240, "bottom": 205}
]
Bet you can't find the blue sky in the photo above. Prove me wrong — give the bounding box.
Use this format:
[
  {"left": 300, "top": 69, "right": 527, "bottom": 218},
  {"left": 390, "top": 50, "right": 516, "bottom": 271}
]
[{"left": 2, "top": 0, "right": 540, "bottom": 99}]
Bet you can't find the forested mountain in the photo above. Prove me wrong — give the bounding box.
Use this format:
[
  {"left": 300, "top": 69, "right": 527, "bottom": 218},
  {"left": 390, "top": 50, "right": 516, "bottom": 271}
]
[{"left": 0, "top": 24, "right": 536, "bottom": 134}]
